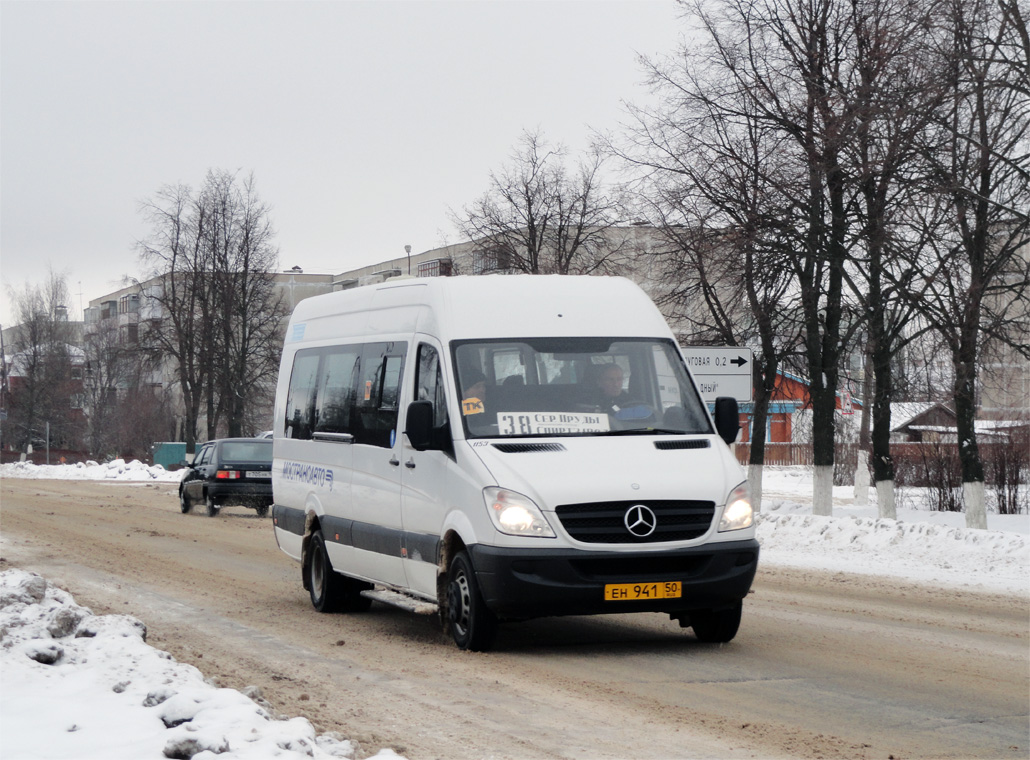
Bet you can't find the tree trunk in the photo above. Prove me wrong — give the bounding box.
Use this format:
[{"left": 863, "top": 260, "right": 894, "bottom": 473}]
[
  {"left": 954, "top": 352, "right": 987, "bottom": 529},
  {"left": 747, "top": 354, "right": 778, "bottom": 514},
  {"left": 811, "top": 383, "right": 837, "bottom": 517},
  {"left": 747, "top": 381, "right": 771, "bottom": 514},
  {"left": 854, "top": 344, "right": 873, "bottom": 506},
  {"left": 871, "top": 335, "right": 896, "bottom": 519}
]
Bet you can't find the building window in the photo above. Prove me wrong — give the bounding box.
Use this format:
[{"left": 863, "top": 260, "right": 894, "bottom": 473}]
[
  {"left": 417, "top": 258, "right": 453, "bottom": 278},
  {"left": 473, "top": 247, "right": 512, "bottom": 275},
  {"left": 119, "top": 294, "right": 140, "bottom": 314}
]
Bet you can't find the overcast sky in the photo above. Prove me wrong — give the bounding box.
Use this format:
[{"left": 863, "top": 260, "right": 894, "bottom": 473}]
[{"left": 0, "top": 0, "right": 684, "bottom": 326}]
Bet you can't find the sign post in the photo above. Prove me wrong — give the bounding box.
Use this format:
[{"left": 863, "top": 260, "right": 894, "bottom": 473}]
[{"left": 680, "top": 346, "right": 754, "bottom": 403}]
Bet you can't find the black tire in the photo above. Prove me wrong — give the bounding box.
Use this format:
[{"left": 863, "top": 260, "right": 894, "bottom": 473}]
[
  {"left": 255, "top": 505, "right": 269, "bottom": 518},
  {"left": 205, "top": 493, "right": 220, "bottom": 517},
  {"left": 691, "top": 601, "right": 742, "bottom": 643},
  {"left": 306, "top": 530, "right": 372, "bottom": 613},
  {"left": 179, "top": 489, "right": 192, "bottom": 514},
  {"left": 446, "top": 551, "right": 497, "bottom": 651}
]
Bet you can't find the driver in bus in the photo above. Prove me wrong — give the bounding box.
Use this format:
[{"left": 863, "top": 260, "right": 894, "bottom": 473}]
[{"left": 591, "top": 363, "right": 630, "bottom": 411}]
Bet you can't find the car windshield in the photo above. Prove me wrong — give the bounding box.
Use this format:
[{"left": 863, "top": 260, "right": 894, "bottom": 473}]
[
  {"left": 220, "top": 440, "right": 273, "bottom": 462},
  {"left": 452, "top": 337, "right": 712, "bottom": 439}
]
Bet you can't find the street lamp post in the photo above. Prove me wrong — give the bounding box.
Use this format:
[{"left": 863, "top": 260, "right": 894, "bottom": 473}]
[{"left": 405, "top": 245, "right": 412, "bottom": 275}]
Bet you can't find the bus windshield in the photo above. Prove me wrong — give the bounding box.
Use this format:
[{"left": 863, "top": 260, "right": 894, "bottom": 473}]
[{"left": 452, "top": 337, "right": 712, "bottom": 439}]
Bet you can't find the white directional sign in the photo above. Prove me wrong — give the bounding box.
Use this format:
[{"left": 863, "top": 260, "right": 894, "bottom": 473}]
[{"left": 680, "top": 346, "right": 754, "bottom": 403}]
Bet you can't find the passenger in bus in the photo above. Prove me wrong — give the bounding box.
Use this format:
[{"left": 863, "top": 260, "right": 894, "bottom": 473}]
[{"left": 461, "top": 368, "right": 488, "bottom": 417}]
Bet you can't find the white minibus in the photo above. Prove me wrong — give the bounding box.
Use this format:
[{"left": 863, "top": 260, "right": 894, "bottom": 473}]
[{"left": 271, "top": 275, "right": 757, "bottom": 650}]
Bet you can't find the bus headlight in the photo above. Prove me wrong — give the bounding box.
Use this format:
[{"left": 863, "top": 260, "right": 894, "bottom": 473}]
[
  {"left": 483, "top": 488, "right": 555, "bottom": 537},
  {"left": 718, "top": 482, "right": 753, "bottom": 531}
]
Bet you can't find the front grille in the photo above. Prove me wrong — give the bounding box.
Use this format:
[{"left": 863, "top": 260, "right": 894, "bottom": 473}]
[{"left": 555, "top": 500, "right": 716, "bottom": 544}]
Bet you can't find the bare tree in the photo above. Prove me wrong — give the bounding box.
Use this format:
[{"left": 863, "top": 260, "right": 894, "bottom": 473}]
[
  {"left": 452, "top": 129, "right": 625, "bottom": 275},
  {"left": 4, "top": 271, "right": 80, "bottom": 452},
  {"left": 841, "top": 0, "right": 946, "bottom": 516},
  {"left": 618, "top": 0, "right": 868, "bottom": 514},
  {"left": 137, "top": 183, "right": 217, "bottom": 454},
  {"left": 201, "top": 170, "right": 287, "bottom": 437},
  {"left": 611, "top": 63, "right": 804, "bottom": 511},
  {"left": 901, "top": 0, "right": 1030, "bottom": 528},
  {"left": 81, "top": 318, "right": 122, "bottom": 458},
  {"left": 81, "top": 313, "right": 167, "bottom": 459},
  {"left": 138, "top": 170, "right": 286, "bottom": 450},
  {"left": 113, "top": 383, "right": 176, "bottom": 461}
]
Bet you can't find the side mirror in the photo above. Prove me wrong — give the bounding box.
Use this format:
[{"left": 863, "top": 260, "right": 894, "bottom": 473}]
[
  {"left": 714, "top": 396, "right": 740, "bottom": 445},
  {"left": 405, "top": 400, "right": 435, "bottom": 451}
]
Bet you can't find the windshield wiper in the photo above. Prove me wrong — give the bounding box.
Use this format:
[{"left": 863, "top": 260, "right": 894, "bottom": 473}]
[{"left": 598, "top": 428, "right": 686, "bottom": 436}]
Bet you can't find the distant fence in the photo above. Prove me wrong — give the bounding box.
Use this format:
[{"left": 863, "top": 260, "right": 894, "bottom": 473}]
[
  {"left": 734, "top": 443, "right": 814, "bottom": 466},
  {"left": 1, "top": 448, "right": 94, "bottom": 466},
  {"left": 734, "top": 442, "right": 1021, "bottom": 470},
  {"left": 734, "top": 440, "right": 1027, "bottom": 501}
]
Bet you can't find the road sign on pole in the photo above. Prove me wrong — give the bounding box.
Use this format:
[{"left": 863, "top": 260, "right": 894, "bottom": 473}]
[{"left": 680, "top": 346, "right": 754, "bottom": 403}]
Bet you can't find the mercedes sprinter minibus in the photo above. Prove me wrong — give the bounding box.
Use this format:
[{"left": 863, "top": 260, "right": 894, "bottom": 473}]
[{"left": 271, "top": 275, "right": 758, "bottom": 650}]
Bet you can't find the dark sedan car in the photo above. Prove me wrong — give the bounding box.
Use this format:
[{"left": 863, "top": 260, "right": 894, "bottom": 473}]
[{"left": 179, "top": 438, "right": 273, "bottom": 517}]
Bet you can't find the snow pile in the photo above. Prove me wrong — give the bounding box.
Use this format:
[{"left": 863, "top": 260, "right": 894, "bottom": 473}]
[
  {"left": 0, "top": 569, "right": 403, "bottom": 760},
  {"left": 757, "top": 512, "right": 1029, "bottom": 595},
  {"left": 0, "top": 458, "right": 183, "bottom": 482},
  {"left": 755, "top": 466, "right": 1029, "bottom": 595}
]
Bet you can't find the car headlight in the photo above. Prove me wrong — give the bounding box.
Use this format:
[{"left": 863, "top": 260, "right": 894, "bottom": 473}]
[
  {"left": 718, "top": 482, "right": 753, "bottom": 531},
  {"left": 483, "top": 488, "right": 555, "bottom": 537}
]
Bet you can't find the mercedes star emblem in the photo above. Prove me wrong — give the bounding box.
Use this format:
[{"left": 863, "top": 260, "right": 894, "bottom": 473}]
[{"left": 624, "top": 504, "right": 657, "bottom": 537}]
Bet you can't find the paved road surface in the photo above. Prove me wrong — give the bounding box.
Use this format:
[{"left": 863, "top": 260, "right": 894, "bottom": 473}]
[{"left": 1, "top": 478, "right": 1026, "bottom": 759}]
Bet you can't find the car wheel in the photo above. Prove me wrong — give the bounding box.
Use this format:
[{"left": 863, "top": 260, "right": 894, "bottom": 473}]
[
  {"left": 446, "top": 551, "right": 497, "bottom": 651},
  {"left": 255, "top": 505, "right": 269, "bottom": 518},
  {"left": 306, "top": 530, "right": 372, "bottom": 613},
  {"left": 205, "top": 493, "right": 220, "bottom": 517},
  {"left": 691, "top": 601, "right": 742, "bottom": 643},
  {"left": 179, "top": 489, "right": 192, "bottom": 514}
]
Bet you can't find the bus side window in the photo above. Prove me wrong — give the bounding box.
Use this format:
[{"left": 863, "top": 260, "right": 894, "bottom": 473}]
[
  {"left": 417, "top": 343, "right": 451, "bottom": 445},
  {"left": 354, "top": 342, "right": 406, "bottom": 448},
  {"left": 314, "top": 347, "right": 360, "bottom": 435},
  {"left": 285, "top": 350, "right": 320, "bottom": 439}
]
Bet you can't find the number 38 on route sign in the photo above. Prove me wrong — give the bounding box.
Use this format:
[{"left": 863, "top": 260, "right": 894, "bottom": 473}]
[{"left": 679, "top": 346, "right": 754, "bottom": 403}]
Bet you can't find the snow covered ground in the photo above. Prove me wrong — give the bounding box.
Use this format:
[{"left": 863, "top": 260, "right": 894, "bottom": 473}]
[{"left": 1, "top": 459, "right": 1027, "bottom": 759}]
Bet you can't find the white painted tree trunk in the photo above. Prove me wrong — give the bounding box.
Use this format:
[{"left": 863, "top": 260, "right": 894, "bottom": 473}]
[
  {"left": 748, "top": 464, "right": 764, "bottom": 514},
  {"left": 963, "top": 481, "right": 988, "bottom": 530},
  {"left": 875, "top": 479, "right": 896, "bottom": 520},
  {"left": 854, "top": 449, "right": 870, "bottom": 506},
  {"left": 813, "top": 465, "right": 833, "bottom": 516}
]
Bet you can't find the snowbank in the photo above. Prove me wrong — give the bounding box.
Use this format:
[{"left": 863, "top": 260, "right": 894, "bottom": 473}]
[
  {"left": 0, "top": 458, "right": 183, "bottom": 482},
  {"left": 757, "top": 512, "right": 1028, "bottom": 595},
  {"left": 756, "top": 466, "right": 1029, "bottom": 596},
  {"left": 0, "top": 569, "right": 403, "bottom": 760}
]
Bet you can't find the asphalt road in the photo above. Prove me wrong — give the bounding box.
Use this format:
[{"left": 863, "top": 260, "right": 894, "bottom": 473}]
[{"left": 1, "top": 478, "right": 1027, "bottom": 759}]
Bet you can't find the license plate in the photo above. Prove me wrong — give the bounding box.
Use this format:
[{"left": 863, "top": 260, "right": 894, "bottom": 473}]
[
  {"left": 247, "top": 471, "right": 272, "bottom": 479},
  {"left": 604, "top": 581, "right": 682, "bottom": 601}
]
